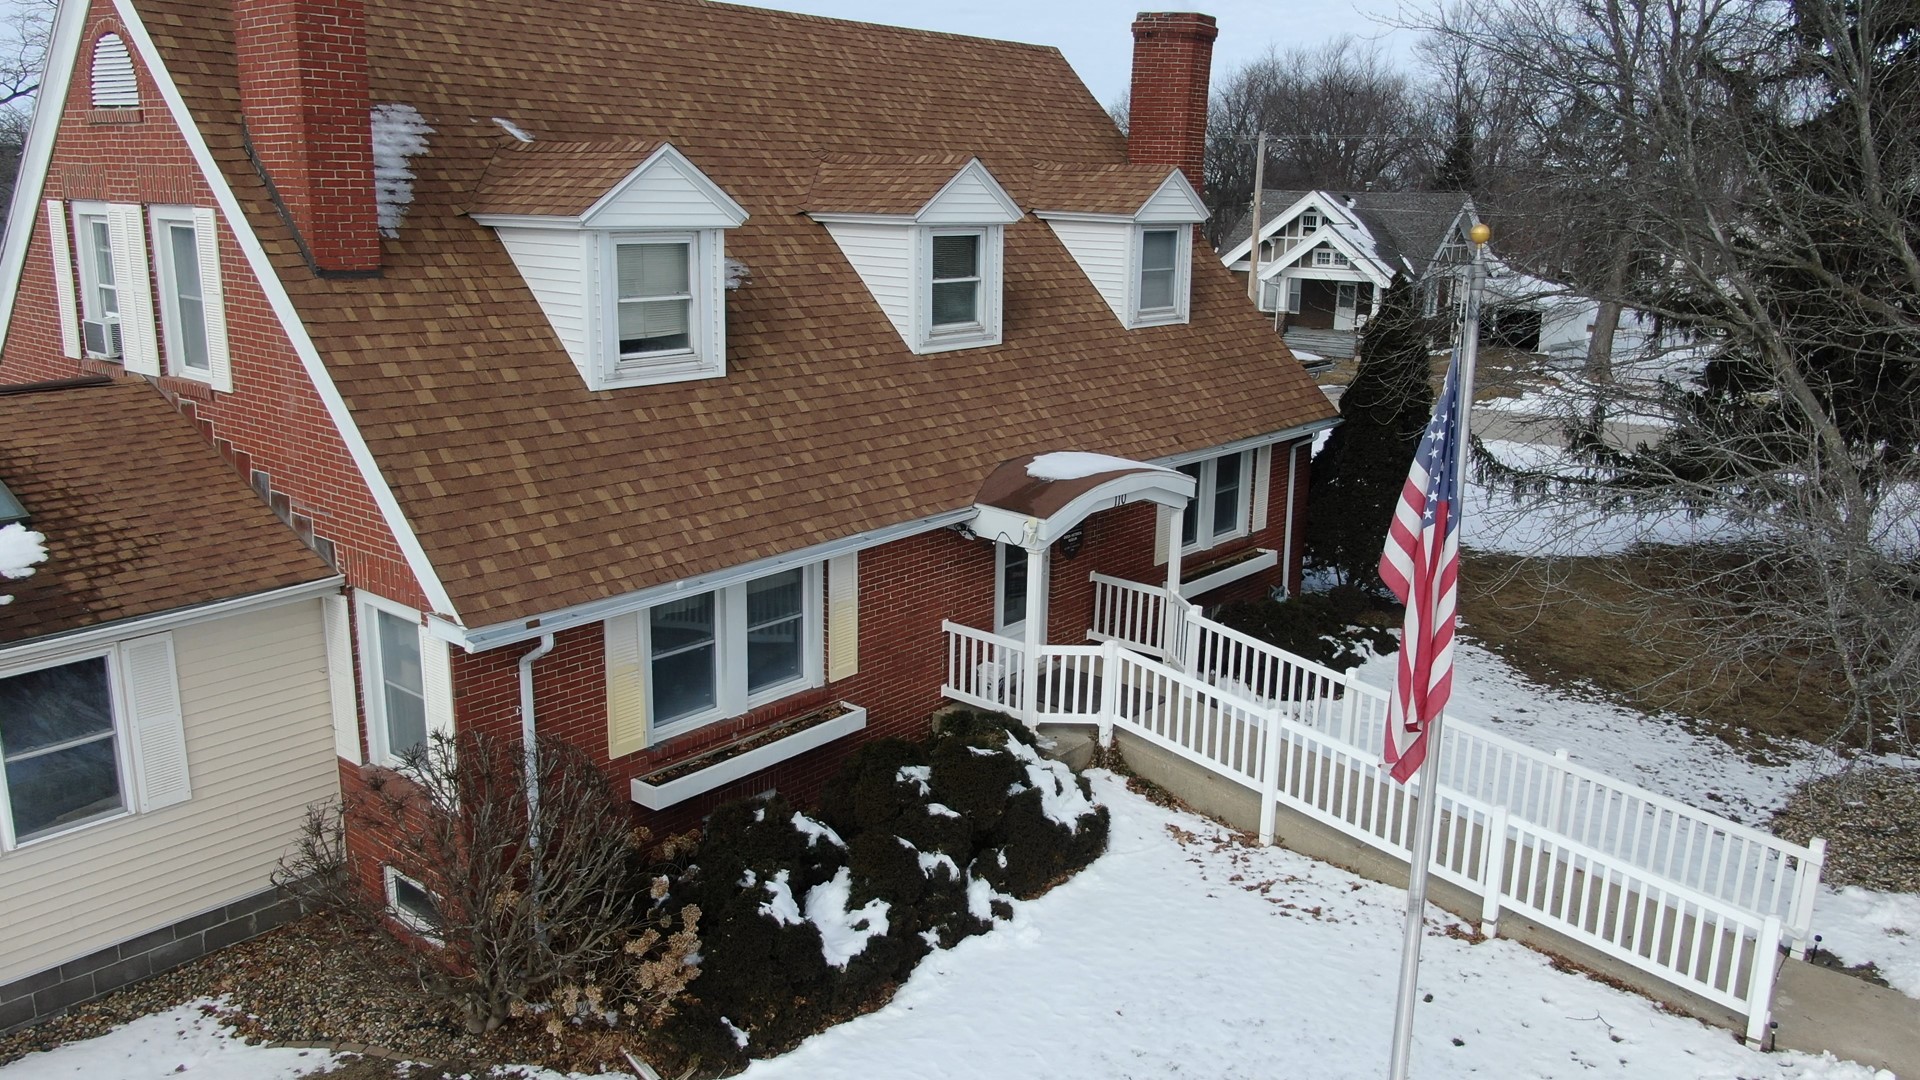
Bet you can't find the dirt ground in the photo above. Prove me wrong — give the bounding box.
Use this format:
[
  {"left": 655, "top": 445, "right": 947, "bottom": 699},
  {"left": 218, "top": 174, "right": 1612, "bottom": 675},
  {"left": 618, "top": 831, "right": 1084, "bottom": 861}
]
[
  {"left": 1314, "top": 345, "right": 1554, "bottom": 403},
  {"left": 1457, "top": 550, "right": 1852, "bottom": 755}
]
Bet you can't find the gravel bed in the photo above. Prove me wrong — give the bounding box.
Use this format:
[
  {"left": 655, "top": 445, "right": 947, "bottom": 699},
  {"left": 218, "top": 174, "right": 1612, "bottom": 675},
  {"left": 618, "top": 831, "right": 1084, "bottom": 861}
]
[
  {"left": 1772, "top": 765, "right": 1920, "bottom": 892},
  {"left": 0, "top": 917, "right": 579, "bottom": 1074}
]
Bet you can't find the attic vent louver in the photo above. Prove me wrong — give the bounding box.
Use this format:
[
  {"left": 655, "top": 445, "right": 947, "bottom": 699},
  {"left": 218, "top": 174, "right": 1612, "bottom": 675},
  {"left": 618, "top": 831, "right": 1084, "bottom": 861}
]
[{"left": 90, "top": 33, "right": 139, "bottom": 108}]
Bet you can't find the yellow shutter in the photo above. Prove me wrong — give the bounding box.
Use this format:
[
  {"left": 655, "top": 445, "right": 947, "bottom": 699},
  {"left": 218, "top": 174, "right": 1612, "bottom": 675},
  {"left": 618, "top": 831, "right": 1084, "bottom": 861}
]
[
  {"left": 1154, "top": 504, "right": 1172, "bottom": 566},
  {"left": 605, "top": 612, "right": 649, "bottom": 758},
  {"left": 827, "top": 552, "right": 859, "bottom": 681},
  {"left": 1251, "top": 445, "right": 1273, "bottom": 532}
]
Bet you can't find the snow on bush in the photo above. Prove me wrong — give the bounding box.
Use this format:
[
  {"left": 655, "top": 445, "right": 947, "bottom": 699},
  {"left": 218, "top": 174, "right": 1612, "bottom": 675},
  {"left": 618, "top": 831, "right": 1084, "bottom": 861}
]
[
  {"left": 790, "top": 811, "right": 845, "bottom": 850},
  {"left": 371, "top": 103, "right": 433, "bottom": 237},
  {"left": 804, "top": 866, "right": 891, "bottom": 969},
  {"left": 1005, "top": 735, "right": 1096, "bottom": 832},
  {"left": 0, "top": 521, "right": 47, "bottom": 606}
]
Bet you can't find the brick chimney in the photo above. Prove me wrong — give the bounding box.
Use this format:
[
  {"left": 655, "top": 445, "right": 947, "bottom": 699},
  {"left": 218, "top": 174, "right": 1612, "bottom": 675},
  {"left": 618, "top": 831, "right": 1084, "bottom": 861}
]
[
  {"left": 1128, "top": 12, "right": 1218, "bottom": 196},
  {"left": 235, "top": 0, "right": 380, "bottom": 274}
]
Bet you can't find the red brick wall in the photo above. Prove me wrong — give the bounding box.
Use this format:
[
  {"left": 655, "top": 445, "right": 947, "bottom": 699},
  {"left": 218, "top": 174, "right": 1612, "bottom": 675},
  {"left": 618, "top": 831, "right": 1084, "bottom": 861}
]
[
  {"left": 234, "top": 0, "right": 380, "bottom": 273},
  {"left": 1128, "top": 12, "right": 1218, "bottom": 195}
]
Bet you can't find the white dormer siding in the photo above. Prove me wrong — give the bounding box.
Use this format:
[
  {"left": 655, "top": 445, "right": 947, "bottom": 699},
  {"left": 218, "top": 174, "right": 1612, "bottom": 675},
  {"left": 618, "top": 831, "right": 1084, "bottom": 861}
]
[
  {"left": 474, "top": 144, "right": 747, "bottom": 391},
  {"left": 810, "top": 159, "right": 1021, "bottom": 355},
  {"left": 1035, "top": 170, "right": 1207, "bottom": 329}
]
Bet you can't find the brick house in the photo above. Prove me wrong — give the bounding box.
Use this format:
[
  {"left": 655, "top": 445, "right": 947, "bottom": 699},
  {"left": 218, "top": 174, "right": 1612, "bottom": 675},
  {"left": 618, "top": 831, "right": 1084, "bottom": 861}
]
[{"left": 0, "top": 0, "right": 1335, "bottom": 906}]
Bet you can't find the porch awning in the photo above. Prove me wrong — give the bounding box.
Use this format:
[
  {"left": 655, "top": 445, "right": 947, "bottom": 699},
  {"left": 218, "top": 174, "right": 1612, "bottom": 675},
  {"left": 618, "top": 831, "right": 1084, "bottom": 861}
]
[{"left": 970, "top": 452, "right": 1196, "bottom": 548}]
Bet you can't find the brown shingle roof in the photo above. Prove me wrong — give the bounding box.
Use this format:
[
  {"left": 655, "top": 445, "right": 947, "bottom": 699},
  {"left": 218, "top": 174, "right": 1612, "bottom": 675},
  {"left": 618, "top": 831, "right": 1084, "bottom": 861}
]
[
  {"left": 1022, "top": 163, "right": 1185, "bottom": 216},
  {"left": 0, "top": 379, "right": 336, "bottom": 646},
  {"left": 139, "top": 0, "right": 1336, "bottom": 632},
  {"left": 467, "top": 137, "right": 664, "bottom": 218},
  {"left": 804, "top": 154, "right": 978, "bottom": 216}
]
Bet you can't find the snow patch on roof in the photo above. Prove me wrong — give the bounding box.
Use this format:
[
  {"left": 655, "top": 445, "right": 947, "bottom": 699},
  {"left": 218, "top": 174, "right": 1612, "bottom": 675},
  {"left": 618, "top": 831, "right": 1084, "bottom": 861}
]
[
  {"left": 1026, "top": 452, "right": 1169, "bottom": 482},
  {"left": 491, "top": 116, "right": 534, "bottom": 143},
  {"left": 371, "top": 103, "right": 434, "bottom": 238},
  {"left": 0, "top": 522, "right": 46, "bottom": 606}
]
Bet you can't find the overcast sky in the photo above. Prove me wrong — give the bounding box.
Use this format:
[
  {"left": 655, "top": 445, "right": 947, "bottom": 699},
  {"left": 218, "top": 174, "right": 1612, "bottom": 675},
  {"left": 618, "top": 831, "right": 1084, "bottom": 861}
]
[{"left": 748, "top": 0, "right": 1419, "bottom": 107}]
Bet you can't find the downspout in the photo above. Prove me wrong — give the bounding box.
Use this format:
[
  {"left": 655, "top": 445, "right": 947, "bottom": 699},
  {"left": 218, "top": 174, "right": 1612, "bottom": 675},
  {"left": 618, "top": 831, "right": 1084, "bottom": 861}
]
[{"left": 519, "top": 633, "right": 556, "bottom": 838}]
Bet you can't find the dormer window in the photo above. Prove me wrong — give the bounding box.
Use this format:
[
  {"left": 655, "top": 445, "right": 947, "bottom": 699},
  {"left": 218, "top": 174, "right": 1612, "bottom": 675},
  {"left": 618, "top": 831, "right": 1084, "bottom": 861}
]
[
  {"left": 1030, "top": 164, "right": 1207, "bottom": 330},
  {"left": 807, "top": 156, "right": 1021, "bottom": 355},
  {"left": 1301, "top": 211, "right": 1320, "bottom": 231},
  {"left": 470, "top": 140, "right": 748, "bottom": 392}
]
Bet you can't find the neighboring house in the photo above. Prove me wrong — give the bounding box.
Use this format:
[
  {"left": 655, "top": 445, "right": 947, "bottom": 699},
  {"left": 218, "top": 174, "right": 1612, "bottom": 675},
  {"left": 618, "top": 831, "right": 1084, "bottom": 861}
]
[
  {"left": 0, "top": 0, "right": 1334, "bottom": 934},
  {"left": 0, "top": 377, "right": 342, "bottom": 1031},
  {"left": 1217, "top": 190, "right": 1481, "bottom": 355}
]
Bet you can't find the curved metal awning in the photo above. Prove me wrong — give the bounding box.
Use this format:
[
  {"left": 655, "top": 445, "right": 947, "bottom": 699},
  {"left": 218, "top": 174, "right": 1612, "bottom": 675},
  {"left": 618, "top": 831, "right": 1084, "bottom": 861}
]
[{"left": 970, "top": 452, "right": 1196, "bottom": 549}]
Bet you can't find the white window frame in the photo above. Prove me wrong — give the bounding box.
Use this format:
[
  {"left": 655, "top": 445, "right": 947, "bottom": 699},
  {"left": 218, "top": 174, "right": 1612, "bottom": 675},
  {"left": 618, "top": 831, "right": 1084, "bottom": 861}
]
[
  {"left": 1312, "top": 247, "right": 1334, "bottom": 267},
  {"left": 0, "top": 647, "right": 135, "bottom": 850},
  {"left": 1129, "top": 224, "right": 1191, "bottom": 328},
  {"left": 149, "top": 205, "right": 211, "bottom": 380},
  {"left": 383, "top": 866, "right": 443, "bottom": 943},
  {"left": 356, "top": 592, "right": 428, "bottom": 769},
  {"left": 71, "top": 201, "right": 118, "bottom": 336},
  {"left": 642, "top": 564, "right": 824, "bottom": 743},
  {"left": 1286, "top": 277, "right": 1303, "bottom": 315},
  {"left": 1178, "top": 450, "right": 1256, "bottom": 555},
  {"left": 993, "top": 541, "right": 1029, "bottom": 638},
  {"left": 915, "top": 225, "right": 1002, "bottom": 352},
  {"left": 596, "top": 229, "right": 724, "bottom": 390},
  {"left": 1300, "top": 211, "right": 1320, "bottom": 232}
]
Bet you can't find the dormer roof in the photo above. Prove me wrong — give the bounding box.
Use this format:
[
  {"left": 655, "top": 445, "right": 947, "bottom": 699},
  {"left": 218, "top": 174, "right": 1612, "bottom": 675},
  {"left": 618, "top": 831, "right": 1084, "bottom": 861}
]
[
  {"left": 1024, "top": 164, "right": 1207, "bottom": 222},
  {"left": 468, "top": 139, "right": 748, "bottom": 228},
  {"left": 805, "top": 155, "right": 1021, "bottom": 224}
]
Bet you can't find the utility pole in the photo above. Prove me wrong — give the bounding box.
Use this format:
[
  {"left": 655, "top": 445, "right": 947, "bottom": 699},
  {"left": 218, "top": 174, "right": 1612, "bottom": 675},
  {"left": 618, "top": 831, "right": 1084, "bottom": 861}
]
[{"left": 1245, "top": 129, "right": 1267, "bottom": 305}]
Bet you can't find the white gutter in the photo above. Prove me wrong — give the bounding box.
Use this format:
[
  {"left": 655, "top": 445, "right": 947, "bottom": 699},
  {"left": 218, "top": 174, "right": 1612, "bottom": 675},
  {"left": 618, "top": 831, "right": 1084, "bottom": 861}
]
[
  {"left": 0, "top": 576, "right": 344, "bottom": 667},
  {"left": 519, "top": 633, "right": 556, "bottom": 837}
]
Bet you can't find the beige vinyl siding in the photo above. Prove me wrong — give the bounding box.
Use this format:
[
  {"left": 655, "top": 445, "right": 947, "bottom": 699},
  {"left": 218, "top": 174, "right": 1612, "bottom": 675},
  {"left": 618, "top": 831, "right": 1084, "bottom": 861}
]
[
  {"left": 0, "top": 598, "right": 337, "bottom": 984},
  {"left": 1044, "top": 218, "right": 1130, "bottom": 322}
]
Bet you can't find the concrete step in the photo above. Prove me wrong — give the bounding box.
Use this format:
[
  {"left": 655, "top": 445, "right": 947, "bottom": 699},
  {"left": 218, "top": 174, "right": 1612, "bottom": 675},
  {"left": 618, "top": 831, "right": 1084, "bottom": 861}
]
[
  {"left": 1772, "top": 956, "right": 1920, "bottom": 1076},
  {"left": 1034, "top": 724, "right": 1097, "bottom": 772}
]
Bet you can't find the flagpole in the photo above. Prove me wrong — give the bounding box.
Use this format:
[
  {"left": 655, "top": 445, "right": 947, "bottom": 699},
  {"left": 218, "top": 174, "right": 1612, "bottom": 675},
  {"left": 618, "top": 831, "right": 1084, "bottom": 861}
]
[{"left": 1386, "top": 222, "right": 1491, "bottom": 1080}]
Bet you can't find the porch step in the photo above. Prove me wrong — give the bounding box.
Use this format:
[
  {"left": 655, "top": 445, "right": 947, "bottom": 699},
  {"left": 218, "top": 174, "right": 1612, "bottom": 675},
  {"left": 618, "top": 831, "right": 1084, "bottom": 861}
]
[{"left": 1034, "top": 725, "right": 1097, "bottom": 773}]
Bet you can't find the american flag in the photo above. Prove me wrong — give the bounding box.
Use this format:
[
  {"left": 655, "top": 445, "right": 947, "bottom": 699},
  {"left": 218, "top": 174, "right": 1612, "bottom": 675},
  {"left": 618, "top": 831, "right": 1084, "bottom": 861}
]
[{"left": 1378, "top": 354, "right": 1466, "bottom": 783}]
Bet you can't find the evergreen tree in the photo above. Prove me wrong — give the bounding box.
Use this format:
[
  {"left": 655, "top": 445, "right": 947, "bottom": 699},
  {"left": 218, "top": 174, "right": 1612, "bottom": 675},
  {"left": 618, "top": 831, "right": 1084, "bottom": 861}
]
[
  {"left": 1429, "top": 108, "right": 1477, "bottom": 192},
  {"left": 1304, "top": 276, "right": 1435, "bottom": 590}
]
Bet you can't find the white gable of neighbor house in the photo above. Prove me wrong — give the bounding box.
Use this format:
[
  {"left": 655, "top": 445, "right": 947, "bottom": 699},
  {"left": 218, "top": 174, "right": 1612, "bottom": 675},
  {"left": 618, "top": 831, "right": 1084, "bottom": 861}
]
[
  {"left": 579, "top": 144, "right": 749, "bottom": 230},
  {"left": 914, "top": 160, "right": 1022, "bottom": 226}
]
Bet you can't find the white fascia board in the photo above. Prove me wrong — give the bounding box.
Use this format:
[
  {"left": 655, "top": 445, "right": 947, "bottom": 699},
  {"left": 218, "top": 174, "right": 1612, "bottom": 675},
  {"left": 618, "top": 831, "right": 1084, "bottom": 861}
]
[
  {"left": 1217, "top": 190, "right": 1324, "bottom": 265},
  {"left": 915, "top": 158, "right": 1023, "bottom": 225},
  {"left": 1033, "top": 210, "right": 1133, "bottom": 225},
  {"left": 1153, "top": 417, "right": 1341, "bottom": 469},
  {"left": 806, "top": 212, "right": 915, "bottom": 227},
  {"left": 0, "top": 576, "right": 342, "bottom": 669},
  {"left": 110, "top": 0, "right": 464, "bottom": 625},
  {"left": 469, "top": 213, "right": 584, "bottom": 230},
  {"left": 579, "top": 143, "right": 749, "bottom": 228},
  {"left": 0, "top": 0, "right": 87, "bottom": 355},
  {"left": 435, "top": 507, "right": 977, "bottom": 652},
  {"left": 1261, "top": 227, "right": 1391, "bottom": 289}
]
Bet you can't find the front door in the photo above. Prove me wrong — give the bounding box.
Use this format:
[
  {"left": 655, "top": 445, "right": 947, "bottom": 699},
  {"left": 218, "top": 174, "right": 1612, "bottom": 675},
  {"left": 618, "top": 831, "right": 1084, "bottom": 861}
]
[
  {"left": 1334, "top": 283, "right": 1359, "bottom": 330},
  {"left": 995, "top": 541, "right": 1028, "bottom": 639}
]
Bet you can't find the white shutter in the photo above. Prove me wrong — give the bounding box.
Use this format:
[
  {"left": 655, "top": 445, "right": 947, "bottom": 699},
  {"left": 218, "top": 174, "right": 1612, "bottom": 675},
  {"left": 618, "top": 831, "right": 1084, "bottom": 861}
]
[
  {"left": 605, "top": 612, "right": 649, "bottom": 758},
  {"left": 122, "top": 633, "right": 190, "bottom": 813},
  {"left": 1154, "top": 504, "right": 1172, "bottom": 566},
  {"left": 107, "top": 204, "right": 158, "bottom": 375},
  {"left": 419, "top": 626, "right": 454, "bottom": 744},
  {"left": 826, "top": 552, "right": 859, "bottom": 681},
  {"left": 45, "top": 201, "right": 80, "bottom": 359},
  {"left": 1251, "top": 445, "right": 1273, "bottom": 532},
  {"left": 323, "top": 595, "right": 362, "bottom": 762},
  {"left": 193, "top": 207, "right": 231, "bottom": 392}
]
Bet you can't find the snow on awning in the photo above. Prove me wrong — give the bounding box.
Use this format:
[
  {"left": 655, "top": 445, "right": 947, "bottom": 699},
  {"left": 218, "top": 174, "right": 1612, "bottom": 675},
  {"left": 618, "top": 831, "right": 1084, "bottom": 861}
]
[{"left": 969, "top": 452, "right": 1194, "bottom": 548}]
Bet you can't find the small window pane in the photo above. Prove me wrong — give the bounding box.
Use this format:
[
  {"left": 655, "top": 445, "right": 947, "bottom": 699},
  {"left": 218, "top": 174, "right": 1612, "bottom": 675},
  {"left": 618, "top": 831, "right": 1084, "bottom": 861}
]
[
  {"left": 0, "top": 658, "right": 123, "bottom": 841},
  {"left": 88, "top": 219, "right": 117, "bottom": 317},
  {"left": 1141, "top": 230, "right": 1178, "bottom": 272},
  {"left": 376, "top": 609, "right": 427, "bottom": 758},
  {"left": 390, "top": 872, "right": 441, "bottom": 933},
  {"left": 168, "top": 223, "right": 209, "bottom": 371},
  {"left": 931, "top": 280, "right": 979, "bottom": 327},
  {"left": 746, "top": 570, "right": 805, "bottom": 694},
  {"left": 1212, "top": 454, "right": 1243, "bottom": 538},
  {"left": 617, "top": 242, "right": 690, "bottom": 299},
  {"left": 931, "top": 234, "right": 979, "bottom": 281},
  {"left": 619, "top": 298, "right": 692, "bottom": 355},
  {"left": 651, "top": 594, "right": 717, "bottom": 724},
  {"left": 1140, "top": 269, "right": 1175, "bottom": 312},
  {"left": 616, "top": 243, "right": 694, "bottom": 357},
  {"left": 1178, "top": 464, "right": 1202, "bottom": 547},
  {"left": 999, "top": 544, "right": 1027, "bottom": 630}
]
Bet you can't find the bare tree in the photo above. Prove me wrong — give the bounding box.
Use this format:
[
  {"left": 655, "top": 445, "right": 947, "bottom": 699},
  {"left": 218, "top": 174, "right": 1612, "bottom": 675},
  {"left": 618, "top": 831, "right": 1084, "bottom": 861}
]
[{"left": 279, "top": 730, "right": 701, "bottom": 1036}]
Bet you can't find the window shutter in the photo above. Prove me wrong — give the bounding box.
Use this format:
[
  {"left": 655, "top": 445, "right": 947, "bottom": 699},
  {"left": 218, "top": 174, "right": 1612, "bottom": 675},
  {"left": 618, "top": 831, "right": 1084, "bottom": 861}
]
[
  {"left": 419, "top": 627, "right": 454, "bottom": 745},
  {"left": 107, "top": 204, "right": 159, "bottom": 375},
  {"left": 1251, "top": 446, "right": 1273, "bottom": 532},
  {"left": 193, "top": 207, "right": 231, "bottom": 392},
  {"left": 122, "top": 633, "right": 191, "bottom": 813},
  {"left": 827, "top": 552, "right": 859, "bottom": 681},
  {"left": 323, "top": 595, "right": 362, "bottom": 762},
  {"left": 605, "top": 612, "right": 648, "bottom": 759},
  {"left": 45, "top": 202, "right": 81, "bottom": 359},
  {"left": 1154, "top": 504, "right": 1172, "bottom": 566}
]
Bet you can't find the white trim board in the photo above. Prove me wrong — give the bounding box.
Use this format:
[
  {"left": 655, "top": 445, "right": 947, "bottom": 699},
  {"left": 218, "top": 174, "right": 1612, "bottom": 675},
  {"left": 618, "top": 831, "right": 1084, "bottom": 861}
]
[
  {"left": 0, "top": 0, "right": 86, "bottom": 353},
  {"left": 0, "top": 576, "right": 342, "bottom": 669}
]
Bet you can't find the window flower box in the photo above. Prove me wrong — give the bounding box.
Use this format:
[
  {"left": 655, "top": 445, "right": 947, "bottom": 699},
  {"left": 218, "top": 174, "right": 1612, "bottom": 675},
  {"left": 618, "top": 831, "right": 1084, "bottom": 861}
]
[
  {"left": 1179, "top": 547, "right": 1277, "bottom": 600},
  {"left": 629, "top": 701, "right": 867, "bottom": 810}
]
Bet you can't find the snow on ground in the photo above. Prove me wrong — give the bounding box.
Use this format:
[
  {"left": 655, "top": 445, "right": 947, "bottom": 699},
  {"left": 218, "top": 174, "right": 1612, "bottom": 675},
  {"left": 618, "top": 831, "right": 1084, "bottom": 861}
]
[
  {"left": 1809, "top": 888, "right": 1920, "bottom": 999},
  {"left": 739, "top": 772, "right": 1881, "bottom": 1080},
  {"left": 1465, "top": 439, "right": 1743, "bottom": 557},
  {"left": 0, "top": 1001, "right": 338, "bottom": 1080}
]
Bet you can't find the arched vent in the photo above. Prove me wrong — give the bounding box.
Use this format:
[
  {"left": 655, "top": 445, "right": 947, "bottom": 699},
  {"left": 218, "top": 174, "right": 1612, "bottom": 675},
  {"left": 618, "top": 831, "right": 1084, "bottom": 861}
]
[{"left": 90, "top": 33, "right": 138, "bottom": 108}]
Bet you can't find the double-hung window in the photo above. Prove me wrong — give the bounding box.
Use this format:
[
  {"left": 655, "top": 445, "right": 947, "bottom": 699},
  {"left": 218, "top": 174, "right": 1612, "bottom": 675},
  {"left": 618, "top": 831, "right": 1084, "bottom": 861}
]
[
  {"left": 616, "top": 238, "right": 694, "bottom": 358},
  {"left": 643, "top": 565, "right": 821, "bottom": 739},
  {"left": 150, "top": 206, "right": 212, "bottom": 377},
  {"left": 1176, "top": 450, "right": 1255, "bottom": 553},
  {"left": 599, "top": 230, "right": 721, "bottom": 387},
  {"left": 357, "top": 593, "right": 450, "bottom": 768},
  {"left": 0, "top": 655, "right": 125, "bottom": 844},
  {"left": 72, "top": 204, "right": 117, "bottom": 329},
  {"left": 929, "top": 231, "right": 984, "bottom": 333},
  {"left": 1131, "top": 225, "right": 1190, "bottom": 326}
]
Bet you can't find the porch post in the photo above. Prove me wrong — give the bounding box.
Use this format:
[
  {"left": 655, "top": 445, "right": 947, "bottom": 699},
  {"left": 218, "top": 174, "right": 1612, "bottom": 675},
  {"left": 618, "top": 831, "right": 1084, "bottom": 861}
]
[
  {"left": 1164, "top": 503, "right": 1185, "bottom": 662},
  {"left": 1022, "top": 541, "right": 1048, "bottom": 729}
]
